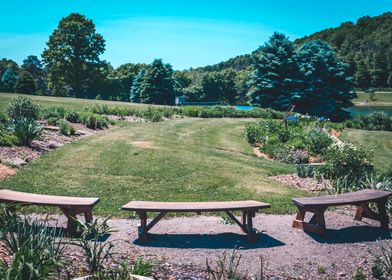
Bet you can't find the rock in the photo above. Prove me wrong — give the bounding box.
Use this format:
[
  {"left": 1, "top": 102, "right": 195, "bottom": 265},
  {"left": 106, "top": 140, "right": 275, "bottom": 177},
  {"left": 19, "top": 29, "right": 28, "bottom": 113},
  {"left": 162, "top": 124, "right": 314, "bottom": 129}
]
[
  {"left": 338, "top": 272, "right": 346, "bottom": 277},
  {"left": 75, "top": 130, "right": 91, "bottom": 136},
  {"left": 43, "top": 125, "right": 59, "bottom": 131},
  {"left": 48, "top": 141, "right": 64, "bottom": 149},
  {"left": 5, "top": 157, "right": 27, "bottom": 167}
]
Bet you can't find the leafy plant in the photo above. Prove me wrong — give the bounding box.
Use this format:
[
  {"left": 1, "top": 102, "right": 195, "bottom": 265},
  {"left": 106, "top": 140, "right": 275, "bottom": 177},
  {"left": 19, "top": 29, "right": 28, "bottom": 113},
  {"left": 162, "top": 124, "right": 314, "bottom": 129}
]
[
  {"left": 58, "top": 119, "right": 75, "bottom": 136},
  {"left": 6, "top": 96, "right": 40, "bottom": 121},
  {"left": 10, "top": 118, "right": 43, "bottom": 146},
  {"left": 305, "top": 128, "right": 333, "bottom": 156},
  {"left": 69, "top": 218, "right": 117, "bottom": 274},
  {"left": 371, "top": 240, "right": 392, "bottom": 279},
  {"left": 0, "top": 131, "right": 18, "bottom": 146},
  {"left": 206, "top": 248, "right": 242, "bottom": 280},
  {"left": 296, "top": 164, "right": 315, "bottom": 178},
  {"left": 0, "top": 206, "right": 66, "bottom": 280}
]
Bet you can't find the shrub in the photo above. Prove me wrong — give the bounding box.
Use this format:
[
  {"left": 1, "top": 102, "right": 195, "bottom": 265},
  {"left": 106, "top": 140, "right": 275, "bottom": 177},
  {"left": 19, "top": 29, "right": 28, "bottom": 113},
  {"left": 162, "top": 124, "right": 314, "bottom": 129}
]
[
  {"left": 58, "top": 119, "right": 75, "bottom": 136},
  {"left": 10, "top": 118, "right": 43, "bottom": 146},
  {"left": 244, "top": 123, "right": 264, "bottom": 146},
  {"left": 0, "top": 112, "right": 9, "bottom": 125},
  {"left": 0, "top": 206, "right": 66, "bottom": 280},
  {"left": 6, "top": 96, "right": 40, "bottom": 121},
  {"left": 41, "top": 106, "right": 65, "bottom": 120},
  {"left": 305, "top": 128, "right": 333, "bottom": 156},
  {"left": 65, "top": 110, "right": 81, "bottom": 123},
  {"left": 142, "top": 107, "right": 162, "bottom": 122},
  {"left": 321, "top": 143, "right": 374, "bottom": 182},
  {"left": 345, "top": 112, "right": 392, "bottom": 131},
  {"left": 296, "top": 164, "right": 315, "bottom": 178},
  {"left": 0, "top": 132, "right": 18, "bottom": 146},
  {"left": 280, "top": 149, "right": 309, "bottom": 164},
  {"left": 46, "top": 117, "right": 59, "bottom": 126}
]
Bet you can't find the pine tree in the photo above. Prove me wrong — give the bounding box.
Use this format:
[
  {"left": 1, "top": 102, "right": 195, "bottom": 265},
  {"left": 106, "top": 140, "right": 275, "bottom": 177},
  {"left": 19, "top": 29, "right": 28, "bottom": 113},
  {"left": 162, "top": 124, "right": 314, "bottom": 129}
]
[
  {"left": 1, "top": 69, "right": 17, "bottom": 92},
  {"left": 248, "top": 32, "right": 302, "bottom": 110},
  {"left": 139, "top": 59, "right": 175, "bottom": 105},
  {"left": 15, "top": 71, "right": 36, "bottom": 94},
  {"left": 130, "top": 68, "right": 146, "bottom": 103},
  {"left": 296, "top": 40, "right": 354, "bottom": 121}
]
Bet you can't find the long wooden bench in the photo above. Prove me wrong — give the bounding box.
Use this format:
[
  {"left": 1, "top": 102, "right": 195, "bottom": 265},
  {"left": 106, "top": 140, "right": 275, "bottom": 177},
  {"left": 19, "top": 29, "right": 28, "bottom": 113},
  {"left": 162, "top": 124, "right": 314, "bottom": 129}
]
[
  {"left": 0, "top": 189, "right": 100, "bottom": 234},
  {"left": 292, "top": 189, "right": 392, "bottom": 235},
  {"left": 122, "top": 200, "right": 270, "bottom": 242}
]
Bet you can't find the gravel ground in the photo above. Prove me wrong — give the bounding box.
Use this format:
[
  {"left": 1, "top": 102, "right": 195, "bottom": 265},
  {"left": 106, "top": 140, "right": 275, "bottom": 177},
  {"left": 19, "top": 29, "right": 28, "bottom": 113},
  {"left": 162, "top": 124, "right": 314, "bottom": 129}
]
[{"left": 27, "top": 208, "right": 392, "bottom": 279}]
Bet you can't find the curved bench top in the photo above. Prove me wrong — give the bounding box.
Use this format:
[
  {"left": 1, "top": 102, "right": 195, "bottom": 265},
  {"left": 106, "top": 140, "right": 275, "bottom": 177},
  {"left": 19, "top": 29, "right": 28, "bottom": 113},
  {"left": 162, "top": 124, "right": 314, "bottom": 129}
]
[
  {"left": 293, "top": 189, "right": 392, "bottom": 207},
  {"left": 0, "top": 189, "right": 99, "bottom": 207},
  {"left": 122, "top": 200, "right": 270, "bottom": 212}
]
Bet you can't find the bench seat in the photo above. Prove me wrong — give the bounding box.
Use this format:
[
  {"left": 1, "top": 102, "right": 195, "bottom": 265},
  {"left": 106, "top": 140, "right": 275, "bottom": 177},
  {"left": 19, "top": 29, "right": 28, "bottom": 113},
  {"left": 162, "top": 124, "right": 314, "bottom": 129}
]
[
  {"left": 122, "top": 200, "right": 270, "bottom": 243},
  {"left": 0, "top": 189, "right": 100, "bottom": 234},
  {"left": 292, "top": 189, "right": 392, "bottom": 235}
]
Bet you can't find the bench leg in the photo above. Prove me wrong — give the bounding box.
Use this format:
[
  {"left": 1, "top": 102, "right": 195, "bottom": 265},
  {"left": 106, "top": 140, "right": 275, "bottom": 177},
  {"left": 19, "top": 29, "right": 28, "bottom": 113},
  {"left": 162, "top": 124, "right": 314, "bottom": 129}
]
[
  {"left": 377, "top": 200, "right": 389, "bottom": 229},
  {"left": 137, "top": 211, "right": 148, "bottom": 243},
  {"left": 84, "top": 209, "right": 93, "bottom": 224},
  {"left": 246, "top": 210, "right": 256, "bottom": 243},
  {"left": 292, "top": 207, "right": 326, "bottom": 235},
  {"left": 60, "top": 207, "right": 78, "bottom": 236}
]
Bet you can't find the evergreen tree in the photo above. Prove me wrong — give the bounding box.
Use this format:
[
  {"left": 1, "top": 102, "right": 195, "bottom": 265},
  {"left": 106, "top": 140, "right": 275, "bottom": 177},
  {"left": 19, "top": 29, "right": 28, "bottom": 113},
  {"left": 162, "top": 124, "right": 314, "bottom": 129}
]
[
  {"left": 1, "top": 69, "right": 17, "bottom": 92},
  {"left": 42, "top": 13, "right": 105, "bottom": 98},
  {"left": 296, "top": 40, "right": 354, "bottom": 120},
  {"left": 22, "top": 55, "right": 47, "bottom": 94},
  {"left": 14, "top": 71, "right": 36, "bottom": 94},
  {"left": 248, "top": 32, "right": 302, "bottom": 110},
  {"left": 130, "top": 68, "right": 146, "bottom": 103},
  {"left": 139, "top": 59, "right": 175, "bottom": 105}
]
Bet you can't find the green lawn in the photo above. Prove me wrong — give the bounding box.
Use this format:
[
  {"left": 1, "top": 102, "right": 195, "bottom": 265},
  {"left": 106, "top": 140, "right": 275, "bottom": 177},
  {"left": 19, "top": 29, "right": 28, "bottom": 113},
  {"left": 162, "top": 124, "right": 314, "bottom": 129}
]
[
  {"left": 0, "top": 118, "right": 305, "bottom": 216},
  {"left": 340, "top": 128, "right": 392, "bottom": 171},
  {"left": 353, "top": 91, "right": 392, "bottom": 106},
  {"left": 0, "top": 92, "right": 152, "bottom": 112}
]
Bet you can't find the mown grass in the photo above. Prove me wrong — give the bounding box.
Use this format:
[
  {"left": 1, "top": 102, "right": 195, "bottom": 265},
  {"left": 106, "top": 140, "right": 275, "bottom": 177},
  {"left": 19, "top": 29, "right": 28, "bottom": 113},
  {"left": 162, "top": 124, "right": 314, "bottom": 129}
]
[
  {"left": 353, "top": 91, "right": 392, "bottom": 106},
  {"left": 340, "top": 128, "right": 392, "bottom": 171},
  {"left": 0, "top": 118, "right": 305, "bottom": 216},
  {"left": 0, "top": 92, "right": 152, "bottom": 111}
]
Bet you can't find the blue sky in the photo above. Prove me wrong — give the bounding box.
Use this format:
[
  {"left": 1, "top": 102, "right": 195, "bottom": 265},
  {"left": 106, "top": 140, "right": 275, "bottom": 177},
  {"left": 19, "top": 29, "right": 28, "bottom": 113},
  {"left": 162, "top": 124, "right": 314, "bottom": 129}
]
[{"left": 0, "top": 1, "right": 391, "bottom": 70}]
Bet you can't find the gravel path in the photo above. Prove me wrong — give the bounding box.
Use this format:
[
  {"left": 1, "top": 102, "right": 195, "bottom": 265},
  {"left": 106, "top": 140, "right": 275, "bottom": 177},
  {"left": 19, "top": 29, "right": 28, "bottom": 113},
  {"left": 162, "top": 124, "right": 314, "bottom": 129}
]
[{"left": 35, "top": 208, "right": 392, "bottom": 279}]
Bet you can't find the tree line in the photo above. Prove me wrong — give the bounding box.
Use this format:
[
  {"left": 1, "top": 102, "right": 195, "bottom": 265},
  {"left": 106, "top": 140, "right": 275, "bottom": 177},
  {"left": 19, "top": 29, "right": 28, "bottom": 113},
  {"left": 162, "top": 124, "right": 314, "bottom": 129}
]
[{"left": 0, "top": 12, "right": 368, "bottom": 120}]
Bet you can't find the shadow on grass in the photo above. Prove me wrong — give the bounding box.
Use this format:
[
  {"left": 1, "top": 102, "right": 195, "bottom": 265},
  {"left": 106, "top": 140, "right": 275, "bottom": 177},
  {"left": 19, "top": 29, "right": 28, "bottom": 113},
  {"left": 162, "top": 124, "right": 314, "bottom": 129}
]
[
  {"left": 308, "top": 226, "right": 391, "bottom": 244},
  {"left": 133, "top": 232, "right": 285, "bottom": 249}
]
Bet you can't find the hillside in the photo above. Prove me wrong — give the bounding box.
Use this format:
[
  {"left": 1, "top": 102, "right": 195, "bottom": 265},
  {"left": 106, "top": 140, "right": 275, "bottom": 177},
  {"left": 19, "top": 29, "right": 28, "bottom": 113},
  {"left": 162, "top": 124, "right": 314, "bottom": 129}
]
[{"left": 197, "top": 13, "right": 392, "bottom": 89}]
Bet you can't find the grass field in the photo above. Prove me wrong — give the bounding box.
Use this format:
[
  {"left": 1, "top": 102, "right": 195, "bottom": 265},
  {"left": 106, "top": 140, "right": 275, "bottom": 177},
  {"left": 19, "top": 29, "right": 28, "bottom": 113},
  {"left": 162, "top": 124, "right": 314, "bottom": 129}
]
[
  {"left": 340, "top": 128, "right": 392, "bottom": 171},
  {"left": 0, "top": 92, "right": 151, "bottom": 112},
  {"left": 0, "top": 118, "right": 304, "bottom": 216},
  {"left": 353, "top": 91, "right": 392, "bottom": 106}
]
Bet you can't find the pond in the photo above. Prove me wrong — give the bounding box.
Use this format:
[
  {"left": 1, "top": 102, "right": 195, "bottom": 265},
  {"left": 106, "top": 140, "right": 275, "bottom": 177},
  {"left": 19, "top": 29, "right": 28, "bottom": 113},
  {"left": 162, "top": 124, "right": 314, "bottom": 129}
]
[
  {"left": 235, "top": 105, "right": 254, "bottom": 111},
  {"left": 345, "top": 106, "right": 392, "bottom": 117}
]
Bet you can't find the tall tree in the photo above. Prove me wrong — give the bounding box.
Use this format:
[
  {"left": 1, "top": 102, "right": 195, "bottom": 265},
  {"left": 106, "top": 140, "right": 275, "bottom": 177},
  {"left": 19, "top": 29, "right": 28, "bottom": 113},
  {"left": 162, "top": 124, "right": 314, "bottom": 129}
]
[
  {"left": 42, "top": 13, "right": 105, "bottom": 98},
  {"left": 22, "top": 55, "right": 47, "bottom": 95},
  {"left": 296, "top": 40, "right": 354, "bottom": 120},
  {"left": 139, "top": 59, "right": 175, "bottom": 105},
  {"left": 130, "top": 68, "right": 147, "bottom": 103},
  {"left": 14, "top": 71, "right": 36, "bottom": 94},
  {"left": 1, "top": 69, "right": 17, "bottom": 92},
  {"left": 248, "top": 32, "right": 302, "bottom": 110}
]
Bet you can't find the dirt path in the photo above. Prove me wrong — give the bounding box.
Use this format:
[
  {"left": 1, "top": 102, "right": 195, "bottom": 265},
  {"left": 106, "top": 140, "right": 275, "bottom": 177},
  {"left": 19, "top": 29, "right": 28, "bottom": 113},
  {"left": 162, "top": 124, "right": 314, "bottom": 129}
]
[{"left": 38, "top": 209, "right": 391, "bottom": 279}]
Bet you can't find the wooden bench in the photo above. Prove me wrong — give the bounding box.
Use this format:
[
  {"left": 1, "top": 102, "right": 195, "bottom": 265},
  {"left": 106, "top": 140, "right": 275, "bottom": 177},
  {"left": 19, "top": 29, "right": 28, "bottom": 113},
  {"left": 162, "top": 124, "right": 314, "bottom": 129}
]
[
  {"left": 292, "top": 189, "right": 392, "bottom": 235},
  {"left": 122, "top": 200, "right": 270, "bottom": 242},
  {"left": 0, "top": 189, "right": 100, "bottom": 234}
]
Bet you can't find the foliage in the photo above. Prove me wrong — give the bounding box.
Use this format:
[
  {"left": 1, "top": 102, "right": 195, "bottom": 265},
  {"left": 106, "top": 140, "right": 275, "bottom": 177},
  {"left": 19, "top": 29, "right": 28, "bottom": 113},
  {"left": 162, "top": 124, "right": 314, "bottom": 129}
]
[
  {"left": 42, "top": 13, "right": 105, "bottom": 98},
  {"left": 65, "top": 110, "right": 108, "bottom": 129},
  {"left": 0, "top": 131, "right": 19, "bottom": 146},
  {"left": 6, "top": 96, "right": 40, "bottom": 121},
  {"left": 10, "top": 118, "right": 43, "bottom": 146},
  {"left": 295, "top": 12, "right": 392, "bottom": 89},
  {"left": 14, "top": 71, "right": 36, "bottom": 94},
  {"left": 21, "top": 55, "right": 47, "bottom": 95},
  {"left": 206, "top": 248, "right": 242, "bottom": 280},
  {"left": 305, "top": 128, "right": 333, "bottom": 156},
  {"left": 1, "top": 69, "right": 17, "bottom": 92},
  {"left": 58, "top": 119, "right": 75, "bottom": 136},
  {"left": 137, "top": 59, "right": 175, "bottom": 105},
  {"left": 345, "top": 112, "right": 392, "bottom": 131},
  {"left": 0, "top": 206, "right": 66, "bottom": 280},
  {"left": 248, "top": 32, "right": 301, "bottom": 111},
  {"left": 129, "top": 68, "right": 146, "bottom": 103},
  {"left": 295, "top": 40, "right": 354, "bottom": 121},
  {"left": 371, "top": 240, "right": 392, "bottom": 279},
  {"left": 320, "top": 142, "right": 374, "bottom": 181},
  {"left": 70, "top": 218, "right": 117, "bottom": 273},
  {"left": 296, "top": 164, "right": 317, "bottom": 178}
]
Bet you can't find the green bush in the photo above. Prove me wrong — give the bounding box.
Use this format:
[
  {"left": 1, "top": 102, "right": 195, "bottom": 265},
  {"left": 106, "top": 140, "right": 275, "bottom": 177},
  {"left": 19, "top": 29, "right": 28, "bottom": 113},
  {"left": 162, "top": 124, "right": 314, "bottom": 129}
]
[
  {"left": 305, "top": 128, "right": 333, "bottom": 156},
  {"left": 296, "top": 164, "right": 315, "bottom": 178},
  {"left": 10, "top": 118, "right": 43, "bottom": 146},
  {"left": 345, "top": 112, "right": 392, "bottom": 131},
  {"left": 0, "top": 131, "right": 18, "bottom": 146},
  {"left": 321, "top": 143, "right": 374, "bottom": 181},
  {"left": 65, "top": 110, "right": 80, "bottom": 123},
  {"left": 0, "top": 112, "right": 9, "bottom": 125},
  {"left": 46, "top": 117, "right": 58, "bottom": 126},
  {"left": 6, "top": 96, "right": 40, "bottom": 121},
  {"left": 41, "top": 106, "right": 65, "bottom": 120},
  {"left": 58, "top": 119, "right": 75, "bottom": 136}
]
